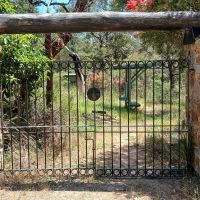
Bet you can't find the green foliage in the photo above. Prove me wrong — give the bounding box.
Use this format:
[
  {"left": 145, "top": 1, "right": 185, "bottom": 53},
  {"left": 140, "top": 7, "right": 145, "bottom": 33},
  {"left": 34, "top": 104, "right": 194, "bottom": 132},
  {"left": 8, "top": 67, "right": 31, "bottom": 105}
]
[
  {"left": 0, "top": 0, "right": 15, "bottom": 13},
  {"left": 108, "top": 32, "right": 136, "bottom": 60},
  {"left": 141, "top": 31, "right": 185, "bottom": 59},
  {"left": 13, "top": 0, "right": 34, "bottom": 13},
  {"left": 140, "top": 0, "right": 200, "bottom": 59},
  {"left": 151, "top": 0, "right": 200, "bottom": 11},
  {"left": 0, "top": 1, "right": 48, "bottom": 95},
  {"left": 59, "top": 32, "right": 138, "bottom": 62},
  {"left": 0, "top": 34, "right": 49, "bottom": 99},
  {"left": 110, "top": 0, "right": 127, "bottom": 11},
  {"left": 0, "top": 34, "right": 47, "bottom": 63}
]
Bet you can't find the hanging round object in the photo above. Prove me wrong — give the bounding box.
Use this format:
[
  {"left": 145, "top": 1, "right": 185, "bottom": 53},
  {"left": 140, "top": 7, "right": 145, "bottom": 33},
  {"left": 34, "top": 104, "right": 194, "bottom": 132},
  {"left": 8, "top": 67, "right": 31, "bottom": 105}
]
[{"left": 87, "top": 87, "right": 101, "bottom": 101}]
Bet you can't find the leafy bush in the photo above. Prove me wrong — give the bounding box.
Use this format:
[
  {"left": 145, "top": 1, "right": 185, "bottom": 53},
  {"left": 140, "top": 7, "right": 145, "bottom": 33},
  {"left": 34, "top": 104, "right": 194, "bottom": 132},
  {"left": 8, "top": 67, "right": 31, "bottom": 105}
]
[{"left": 0, "top": 34, "right": 49, "bottom": 98}]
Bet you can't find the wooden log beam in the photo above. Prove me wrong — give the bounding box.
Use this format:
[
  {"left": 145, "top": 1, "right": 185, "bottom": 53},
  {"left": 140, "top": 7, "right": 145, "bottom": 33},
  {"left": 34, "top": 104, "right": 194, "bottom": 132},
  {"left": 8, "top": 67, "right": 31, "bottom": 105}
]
[{"left": 1, "top": 11, "right": 200, "bottom": 34}]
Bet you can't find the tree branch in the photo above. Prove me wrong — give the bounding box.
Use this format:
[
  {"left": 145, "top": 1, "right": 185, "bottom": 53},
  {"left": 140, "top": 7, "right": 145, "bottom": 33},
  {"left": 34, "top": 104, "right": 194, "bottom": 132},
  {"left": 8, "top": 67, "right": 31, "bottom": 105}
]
[
  {"left": 28, "top": 0, "right": 71, "bottom": 11},
  {"left": 75, "top": 0, "right": 91, "bottom": 12},
  {"left": 27, "top": 0, "right": 95, "bottom": 58},
  {"left": 28, "top": 0, "right": 48, "bottom": 6},
  {"left": 63, "top": 45, "right": 85, "bottom": 93},
  {"left": 52, "top": 0, "right": 93, "bottom": 57},
  {"left": 60, "top": 5, "right": 69, "bottom": 12},
  {"left": 51, "top": 33, "right": 72, "bottom": 58}
]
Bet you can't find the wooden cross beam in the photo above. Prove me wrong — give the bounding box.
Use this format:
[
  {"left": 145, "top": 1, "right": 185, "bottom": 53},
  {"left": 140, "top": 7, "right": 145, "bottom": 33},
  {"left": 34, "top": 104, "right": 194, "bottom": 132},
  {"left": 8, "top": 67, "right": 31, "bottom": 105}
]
[{"left": 1, "top": 11, "right": 200, "bottom": 34}]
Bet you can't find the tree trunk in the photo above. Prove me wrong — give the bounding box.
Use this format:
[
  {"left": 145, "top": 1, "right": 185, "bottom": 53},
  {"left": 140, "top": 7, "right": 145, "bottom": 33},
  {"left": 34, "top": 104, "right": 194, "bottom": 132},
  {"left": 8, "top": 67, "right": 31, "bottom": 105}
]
[
  {"left": 69, "top": 53, "right": 85, "bottom": 94},
  {"left": 20, "top": 79, "right": 28, "bottom": 116},
  {"left": 42, "top": 0, "right": 91, "bottom": 107},
  {"left": 45, "top": 33, "right": 53, "bottom": 107}
]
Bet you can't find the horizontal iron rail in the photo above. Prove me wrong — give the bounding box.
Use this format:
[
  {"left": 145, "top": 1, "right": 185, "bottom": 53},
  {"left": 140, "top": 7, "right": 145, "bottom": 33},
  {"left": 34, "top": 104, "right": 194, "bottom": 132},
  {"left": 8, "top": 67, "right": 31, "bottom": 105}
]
[
  {"left": 0, "top": 59, "right": 189, "bottom": 66},
  {"left": 1, "top": 168, "right": 187, "bottom": 177},
  {"left": 2, "top": 130, "right": 189, "bottom": 134},
  {"left": 1, "top": 168, "right": 186, "bottom": 171},
  {"left": 0, "top": 11, "right": 200, "bottom": 34},
  {"left": 1, "top": 125, "right": 189, "bottom": 129}
]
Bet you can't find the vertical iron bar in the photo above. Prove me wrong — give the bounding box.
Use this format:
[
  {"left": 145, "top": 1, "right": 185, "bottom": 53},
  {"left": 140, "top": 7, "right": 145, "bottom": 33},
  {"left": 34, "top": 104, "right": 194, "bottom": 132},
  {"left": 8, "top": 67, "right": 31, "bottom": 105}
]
[
  {"left": 84, "top": 62, "right": 88, "bottom": 171},
  {"left": 144, "top": 63, "right": 147, "bottom": 176},
  {"left": 17, "top": 67, "right": 22, "bottom": 169},
  {"left": 152, "top": 61, "right": 155, "bottom": 176},
  {"left": 110, "top": 62, "right": 114, "bottom": 175},
  {"left": 127, "top": 62, "right": 130, "bottom": 171},
  {"left": 59, "top": 62, "right": 63, "bottom": 169},
  {"left": 169, "top": 61, "right": 172, "bottom": 176},
  {"left": 119, "top": 62, "right": 122, "bottom": 173},
  {"left": 34, "top": 62, "right": 39, "bottom": 169},
  {"left": 42, "top": 71, "right": 47, "bottom": 169},
  {"left": 8, "top": 66, "right": 13, "bottom": 171},
  {"left": 76, "top": 62, "right": 80, "bottom": 174},
  {"left": 178, "top": 62, "right": 181, "bottom": 170},
  {"left": 136, "top": 62, "right": 138, "bottom": 172},
  {"left": 26, "top": 76, "right": 30, "bottom": 169},
  {"left": 161, "top": 61, "right": 164, "bottom": 175},
  {"left": 187, "top": 61, "right": 190, "bottom": 174},
  {"left": 51, "top": 63, "right": 55, "bottom": 170},
  {"left": 68, "top": 63, "right": 71, "bottom": 171},
  {"left": 93, "top": 63, "right": 96, "bottom": 174},
  {"left": 102, "top": 66, "right": 105, "bottom": 172}
]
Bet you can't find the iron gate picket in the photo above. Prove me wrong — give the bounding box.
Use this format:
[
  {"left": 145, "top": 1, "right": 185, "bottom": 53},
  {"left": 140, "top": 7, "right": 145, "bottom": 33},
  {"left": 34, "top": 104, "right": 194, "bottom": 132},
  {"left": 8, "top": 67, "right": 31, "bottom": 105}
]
[{"left": 0, "top": 59, "right": 190, "bottom": 177}]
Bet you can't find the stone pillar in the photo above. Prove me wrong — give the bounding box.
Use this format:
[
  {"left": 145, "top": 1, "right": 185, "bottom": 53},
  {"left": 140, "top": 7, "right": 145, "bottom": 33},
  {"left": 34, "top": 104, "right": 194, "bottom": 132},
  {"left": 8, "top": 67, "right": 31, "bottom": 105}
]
[
  {"left": 0, "top": 128, "right": 2, "bottom": 170},
  {"left": 0, "top": 99, "right": 2, "bottom": 170},
  {"left": 185, "top": 39, "right": 200, "bottom": 175},
  {"left": 0, "top": 62, "right": 3, "bottom": 171}
]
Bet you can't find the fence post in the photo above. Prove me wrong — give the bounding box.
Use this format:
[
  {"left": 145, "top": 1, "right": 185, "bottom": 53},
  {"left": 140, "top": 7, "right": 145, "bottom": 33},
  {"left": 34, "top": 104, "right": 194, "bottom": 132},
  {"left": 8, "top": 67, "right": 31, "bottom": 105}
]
[
  {"left": 185, "top": 39, "right": 200, "bottom": 175},
  {"left": 0, "top": 99, "right": 2, "bottom": 170},
  {"left": 0, "top": 62, "right": 2, "bottom": 171},
  {"left": 0, "top": 129, "right": 2, "bottom": 170}
]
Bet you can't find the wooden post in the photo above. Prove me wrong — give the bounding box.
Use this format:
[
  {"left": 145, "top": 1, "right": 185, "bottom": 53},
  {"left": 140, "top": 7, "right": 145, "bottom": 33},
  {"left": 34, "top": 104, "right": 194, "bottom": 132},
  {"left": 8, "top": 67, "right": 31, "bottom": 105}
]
[{"left": 1, "top": 12, "right": 200, "bottom": 34}]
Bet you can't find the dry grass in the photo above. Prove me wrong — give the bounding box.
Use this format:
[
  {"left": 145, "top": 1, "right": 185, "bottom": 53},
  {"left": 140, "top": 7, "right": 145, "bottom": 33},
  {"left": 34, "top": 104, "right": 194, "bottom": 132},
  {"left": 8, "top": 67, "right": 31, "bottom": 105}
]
[
  {"left": 2, "top": 101, "right": 188, "bottom": 174},
  {"left": 0, "top": 176, "right": 199, "bottom": 200}
]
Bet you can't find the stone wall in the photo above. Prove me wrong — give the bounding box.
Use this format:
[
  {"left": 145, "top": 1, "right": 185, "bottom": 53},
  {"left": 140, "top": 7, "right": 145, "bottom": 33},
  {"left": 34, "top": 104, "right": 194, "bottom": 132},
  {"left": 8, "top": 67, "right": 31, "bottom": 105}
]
[{"left": 186, "top": 39, "right": 200, "bottom": 175}]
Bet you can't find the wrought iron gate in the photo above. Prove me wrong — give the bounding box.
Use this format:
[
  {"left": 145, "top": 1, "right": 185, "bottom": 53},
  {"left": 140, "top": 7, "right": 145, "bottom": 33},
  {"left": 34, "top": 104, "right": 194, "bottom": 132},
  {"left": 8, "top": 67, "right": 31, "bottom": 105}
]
[{"left": 0, "top": 59, "right": 190, "bottom": 177}]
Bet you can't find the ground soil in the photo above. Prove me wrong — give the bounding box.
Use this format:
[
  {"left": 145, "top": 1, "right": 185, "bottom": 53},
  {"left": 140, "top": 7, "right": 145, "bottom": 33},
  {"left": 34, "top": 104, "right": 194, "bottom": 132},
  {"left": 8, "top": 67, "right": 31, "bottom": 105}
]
[{"left": 0, "top": 177, "right": 199, "bottom": 200}]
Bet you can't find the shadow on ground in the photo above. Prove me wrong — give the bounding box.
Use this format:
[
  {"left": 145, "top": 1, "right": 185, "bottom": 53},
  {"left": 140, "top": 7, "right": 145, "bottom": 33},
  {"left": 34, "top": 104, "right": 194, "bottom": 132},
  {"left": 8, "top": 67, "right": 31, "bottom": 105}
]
[{"left": 1, "top": 177, "right": 199, "bottom": 200}]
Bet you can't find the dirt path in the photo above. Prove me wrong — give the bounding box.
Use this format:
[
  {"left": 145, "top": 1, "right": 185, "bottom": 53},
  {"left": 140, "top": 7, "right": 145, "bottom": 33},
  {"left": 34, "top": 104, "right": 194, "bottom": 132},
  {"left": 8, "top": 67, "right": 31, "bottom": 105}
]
[{"left": 0, "top": 178, "right": 198, "bottom": 200}]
